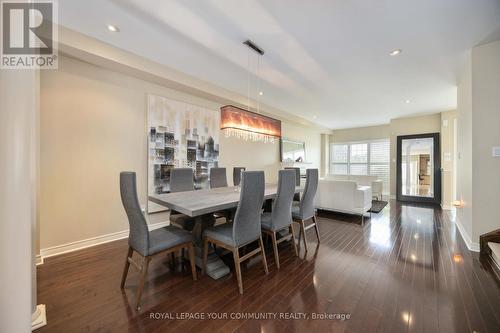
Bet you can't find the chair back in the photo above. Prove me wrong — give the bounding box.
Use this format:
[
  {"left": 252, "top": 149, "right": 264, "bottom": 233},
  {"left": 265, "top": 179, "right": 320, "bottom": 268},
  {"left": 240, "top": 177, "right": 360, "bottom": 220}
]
[
  {"left": 233, "top": 167, "right": 246, "bottom": 186},
  {"left": 299, "top": 169, "right": 319, "bottom": 219},
  {"left": 210, "top": 167, "right": 228, "bottom": 188},
  {"left": 285, "top": 167, "right": 301, "bottom": 186},
  {"left": 285, "top": 167, "right": 301, "bottom": 201},
  {"left": 271, "top": 169, "right": 296, "bottom": 230},
  {"left": 170, "top": 168, "right": 194, "bottom": 192},
  {"left": 232, "top": 171, "right": 265, "bottom": 246},
  {"left": 120, "top": 172, "right": 149, "bottom": 256}
]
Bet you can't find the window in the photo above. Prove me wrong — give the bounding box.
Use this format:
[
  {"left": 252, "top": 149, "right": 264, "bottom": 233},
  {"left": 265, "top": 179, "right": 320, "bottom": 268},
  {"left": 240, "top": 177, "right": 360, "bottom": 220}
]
[
  {"left": 330, "top": 139, "right": 390, "bottom": 193},
  {"left": 331, "top": 144, "right": 348, "bottom": 174},
  {"left": 350, "top": 143, "right": 368, "bottom": 163}
]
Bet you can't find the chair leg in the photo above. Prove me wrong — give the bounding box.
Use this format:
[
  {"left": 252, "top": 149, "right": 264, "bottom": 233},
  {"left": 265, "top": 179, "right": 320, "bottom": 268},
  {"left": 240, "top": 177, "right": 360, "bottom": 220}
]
[
  {"left": 300, "top": 220, "right": 308, "bottom": 252},
  {"left": 135, "top": 256, "right": 152, "bottom": 310},
  {"left": 201, "top": 238, "right": 209, "bottom": 276},
  {"left": 297, "top": 221, "right": 302, "bottom": 250},
  {"left": 271, "top": 232, "right": 280, "bottom": 269},
  {"left": 120, "top": 247, "right": 133, "bottom": 289},
  {"left": 258, "top": 235, "right": 269, "bottom": 274},
  {"left": 289, "top": 225, "right": 298, "bottom": 256},
  {"left": 187, "top": 243, "right": 197, "bottom": 281},
  {"left": 232, "top": 248, "right": 244, "bottom": 294},
  {"left": 312, "top": 215, "right": 321, "bottom": 243}
]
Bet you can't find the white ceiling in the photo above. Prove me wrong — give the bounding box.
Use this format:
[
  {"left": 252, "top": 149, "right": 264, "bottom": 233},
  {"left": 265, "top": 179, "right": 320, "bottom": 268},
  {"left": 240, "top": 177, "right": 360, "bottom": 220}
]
[{"left": 58, "top": 0, "right": 500, "bottom": 129}]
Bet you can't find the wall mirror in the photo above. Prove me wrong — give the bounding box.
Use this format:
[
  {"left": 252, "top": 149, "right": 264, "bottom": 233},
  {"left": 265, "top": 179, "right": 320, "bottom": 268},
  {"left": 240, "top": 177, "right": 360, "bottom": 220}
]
[
  {"left": 280, "top": 138, "right": 306, "bottom": 162},
  {"left": 396, "top": 133, "right": 441, "bottom": 204}
]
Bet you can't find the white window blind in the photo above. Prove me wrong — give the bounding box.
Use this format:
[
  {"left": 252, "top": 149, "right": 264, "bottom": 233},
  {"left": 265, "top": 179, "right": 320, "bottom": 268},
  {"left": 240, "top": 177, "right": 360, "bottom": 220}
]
[
  {"left": 330, "top": 139, "right": 390, "bottom": 193},
  {"left": 350, "top": 143, "right": 368, "bottom": 163},
  {"left": 369, "top": 140, "right": 390, "bottom": 190},
  {"left": 332, "top": 144, "right": 348, "bottom": 163},
  {"left": 331, "top": 144, "right": 348, "bottom": 174}
]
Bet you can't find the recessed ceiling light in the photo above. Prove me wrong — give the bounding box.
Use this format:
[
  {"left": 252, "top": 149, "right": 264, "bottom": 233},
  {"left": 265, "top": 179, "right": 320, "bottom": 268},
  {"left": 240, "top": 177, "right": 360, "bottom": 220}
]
[
  {"left": 259, "top": 91, "right": 263, "bottom": 96},
  {"left": 107, "top": 24, "right": 120, "bottom": 32},
  {"left": 389, "top": 49, "right": 402, "bottom": 56},
  {"left": 405, "top": 100, "right": 411, "bottom": 104}
]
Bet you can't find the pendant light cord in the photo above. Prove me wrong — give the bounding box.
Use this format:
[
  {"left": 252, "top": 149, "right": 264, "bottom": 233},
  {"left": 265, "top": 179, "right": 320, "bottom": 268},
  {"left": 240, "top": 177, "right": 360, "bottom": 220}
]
[
  {"left": 257, "top": 55, "right": 260, "bottom": 114},
  {"left": 247, "top": 47, "right": 250, "bottom": 112},
  {"left": 246, "top": 42, "right": 263, "bottom": 114}
]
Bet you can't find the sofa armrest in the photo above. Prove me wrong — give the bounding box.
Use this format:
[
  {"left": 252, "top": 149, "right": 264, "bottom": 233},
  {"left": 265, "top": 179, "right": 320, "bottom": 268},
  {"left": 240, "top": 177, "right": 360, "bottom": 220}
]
[
  {"left": 371, "top": 180, "right": 383, "bottom": 196},
  {"left": 354, "top": 186, "right": 372, "bottom": 210}
]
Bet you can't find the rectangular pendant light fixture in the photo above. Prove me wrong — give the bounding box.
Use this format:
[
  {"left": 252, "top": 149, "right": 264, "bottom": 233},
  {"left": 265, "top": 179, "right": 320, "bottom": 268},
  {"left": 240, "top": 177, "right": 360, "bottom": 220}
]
[{"left": 220, "top": 105, "right": 281, "bottom": 143}]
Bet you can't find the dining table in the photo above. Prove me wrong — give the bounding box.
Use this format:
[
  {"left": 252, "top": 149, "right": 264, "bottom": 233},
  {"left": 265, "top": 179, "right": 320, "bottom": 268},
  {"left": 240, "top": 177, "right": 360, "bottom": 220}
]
[{"left": 149, "top": 183, "right": 303, "bottom": 280}]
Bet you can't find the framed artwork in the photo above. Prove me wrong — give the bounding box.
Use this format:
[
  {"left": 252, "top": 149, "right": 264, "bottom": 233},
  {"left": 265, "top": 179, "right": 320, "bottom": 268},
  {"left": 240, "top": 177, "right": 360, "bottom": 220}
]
[{"left": 147, "top": 94, "right": 220, "bottom": 213}]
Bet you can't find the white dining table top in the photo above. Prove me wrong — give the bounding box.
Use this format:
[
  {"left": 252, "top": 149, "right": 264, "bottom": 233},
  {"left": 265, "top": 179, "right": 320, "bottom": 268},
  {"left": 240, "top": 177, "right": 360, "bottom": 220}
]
[{"left": 149, "top": 184, "right": 302, "bottom": 217}]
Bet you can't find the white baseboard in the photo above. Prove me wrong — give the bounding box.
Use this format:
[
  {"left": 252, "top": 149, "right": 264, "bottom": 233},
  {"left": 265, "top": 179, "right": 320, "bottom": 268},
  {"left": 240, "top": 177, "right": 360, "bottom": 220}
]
[
  {"left": 38, "top": 221, "right": 169, "bottom": 261},
  {"left": 35, "top": 254, "right": 44, "bottom": 266},
  {"left": 32, "top": 304, "right": 47, "bottom": 330},
  {"left": 454, "top": 216, "right": 480, "bottom": 252}
]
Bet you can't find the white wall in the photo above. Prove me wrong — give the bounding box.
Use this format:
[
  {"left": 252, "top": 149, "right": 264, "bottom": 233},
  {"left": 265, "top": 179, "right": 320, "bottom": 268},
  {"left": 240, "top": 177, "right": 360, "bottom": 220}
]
[
  {"left": 470, "top": 40, "right": 500, "bottom": 241},
  {"left": 39, "top": 55, "right": 325, "bottom": 251},
  {"left": 0, "top": 70, "right": 38, "bottom": 332},
  {"left": 440, "top": 110, "right": 458, "bottom": 210},
  {"left": 219, "top": 136, "right": 280, "bottom": 184},
  {"left": 330, "top": 124, "right": 391, "bottom": 143},
  {"left": 456, "top": 40, "right": 500, "bottom": 250},
  {"left": 456, "top": 53, "right": 474, "bottom": 246}
]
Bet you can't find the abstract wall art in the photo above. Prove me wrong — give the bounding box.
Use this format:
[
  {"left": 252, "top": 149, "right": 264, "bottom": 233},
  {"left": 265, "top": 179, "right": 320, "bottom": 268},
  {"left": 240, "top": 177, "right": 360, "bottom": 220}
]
[{"left": 147, "top": 94, "right": 220, "bottom": 213}]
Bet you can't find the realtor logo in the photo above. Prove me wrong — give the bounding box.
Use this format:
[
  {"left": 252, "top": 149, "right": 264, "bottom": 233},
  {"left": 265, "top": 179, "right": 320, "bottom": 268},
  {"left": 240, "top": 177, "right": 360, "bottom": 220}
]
[{"left": 1, "top": 0, "right": 58, "bottom": 69}]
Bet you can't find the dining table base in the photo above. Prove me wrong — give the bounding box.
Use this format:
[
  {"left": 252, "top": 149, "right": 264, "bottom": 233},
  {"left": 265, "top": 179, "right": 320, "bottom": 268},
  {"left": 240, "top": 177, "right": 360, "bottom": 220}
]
[{"left": 191, "top": 215, "right": 231, "bottom": 280}]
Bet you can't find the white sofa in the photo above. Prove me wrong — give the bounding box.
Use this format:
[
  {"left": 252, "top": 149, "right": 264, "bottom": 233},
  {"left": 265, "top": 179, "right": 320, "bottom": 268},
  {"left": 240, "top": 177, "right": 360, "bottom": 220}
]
[
  {"left": 327, "top": 175, "right": 383, "bottom": 200},
  {"left": 316, "top": 179, "right": 372, "bottom": 224}
]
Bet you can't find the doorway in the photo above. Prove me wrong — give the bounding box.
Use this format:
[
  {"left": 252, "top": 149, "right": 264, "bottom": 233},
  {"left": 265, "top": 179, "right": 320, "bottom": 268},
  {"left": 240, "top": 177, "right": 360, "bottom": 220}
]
[{"left": 397, "top": 133, "right": 441, "bottom": 204}]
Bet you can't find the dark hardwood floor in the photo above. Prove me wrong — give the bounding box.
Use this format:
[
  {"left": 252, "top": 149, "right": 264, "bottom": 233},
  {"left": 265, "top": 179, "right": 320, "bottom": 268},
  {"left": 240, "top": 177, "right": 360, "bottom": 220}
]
[{"left": 37, "top": 201, "right": 500, "bottom": 333}]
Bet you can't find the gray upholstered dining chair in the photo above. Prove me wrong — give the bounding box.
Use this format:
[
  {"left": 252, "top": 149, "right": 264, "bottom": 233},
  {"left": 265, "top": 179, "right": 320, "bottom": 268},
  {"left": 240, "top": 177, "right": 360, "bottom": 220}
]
[
  {"left": 119, "top": 172, "right": 197, "bottom": 310},
  {"left": 261, "top": 170, "right": 298, "bottom": 269},
  {"left": 201, "top": 171, "right": 268, "bottom": 294},
  {"left": 169, "top": 168, "right": 195, "bottom": 231},
  {"left": 210, "top": 167, "right": 228, "bottom": 188},
  {"left": 285, "top": 167, "right": 301, "bottom": 202},
  {"left": 170, "top": 168, "right": 194, "bottom": 192},
  {"left": 209, "top": 167, "right": 234, "bottom": 222},
  {"left": 233, "top": 167, "right": 246, "bottom": 186},
  {"left": 292, "top": 168, "right": 320, "bottom": 252}
]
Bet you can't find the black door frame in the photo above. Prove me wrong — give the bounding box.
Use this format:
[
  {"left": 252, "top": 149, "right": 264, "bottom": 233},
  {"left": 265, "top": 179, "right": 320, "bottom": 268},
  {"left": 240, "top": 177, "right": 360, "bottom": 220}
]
[{"left": 396, "top": 133, "right": 441, "bottom": 205}]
